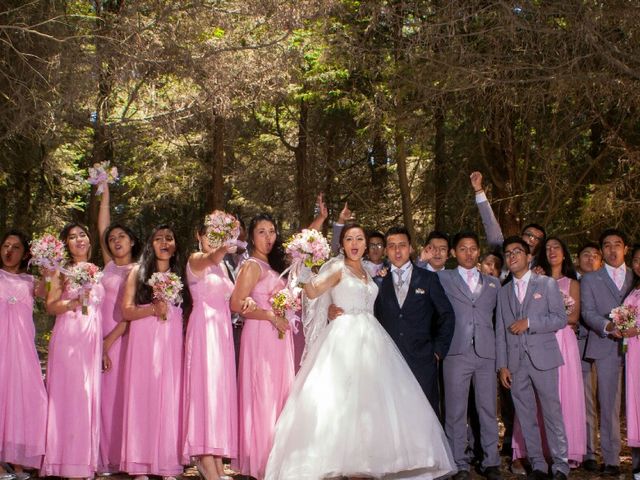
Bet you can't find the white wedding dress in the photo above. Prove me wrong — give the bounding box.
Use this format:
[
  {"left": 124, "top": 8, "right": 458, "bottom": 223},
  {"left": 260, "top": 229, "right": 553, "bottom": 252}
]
[{"left": 264, "top": 259, "right": 454, "bottom": 480}]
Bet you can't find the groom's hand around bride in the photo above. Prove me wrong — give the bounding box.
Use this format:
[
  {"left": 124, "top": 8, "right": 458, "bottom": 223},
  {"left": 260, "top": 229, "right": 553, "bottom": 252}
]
[{"left": 328, "top": 304, "right": 344, "bottom": 321}]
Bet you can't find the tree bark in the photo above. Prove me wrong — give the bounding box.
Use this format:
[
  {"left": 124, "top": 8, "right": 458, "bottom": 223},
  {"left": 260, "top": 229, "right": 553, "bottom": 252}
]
[
  {"left": 394, "top": 128, "right": 415, "bottom": 242},
  {"left": 296, "top": 98, "right": 313, "bottom": 226},
  {"left": 433, "top": 107, "right": 446, "bottom": 231},
  {"left": 205, "top": 114, "right": 225, "bottom": 211}
]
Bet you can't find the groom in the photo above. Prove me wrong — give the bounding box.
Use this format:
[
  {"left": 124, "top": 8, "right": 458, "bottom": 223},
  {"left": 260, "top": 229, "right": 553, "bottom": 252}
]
[{"left": 374, "top": 226, "right": 456, "bottom": 415}]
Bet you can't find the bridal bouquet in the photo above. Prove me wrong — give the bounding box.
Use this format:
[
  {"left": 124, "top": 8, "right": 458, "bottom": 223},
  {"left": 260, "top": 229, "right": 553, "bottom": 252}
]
[
  {"left": 87, "top": 161, "right": 119, "bottom": 195},
  {"left": 610, "top": 304, "right": 639, "bottom": 353},
  {"left": 283, "top": 229, "right": 331, "bottom": 286},
  {"left": 148, "top": 272, "right": 184, "bottom": 320},
  {"left": 66, "top": 262, "right": 103, "bottom": 315},
  {"left": 562, "top": 293, "right": 576, "bottom": 315},
  {"left": 204, "top": 210, "right": 241, "bottom": 249},
  {"left": 29, "top": 234, "right": 68, "bottom": 291},
  {"left": 270, "top": 287, "right": 302, "bottom": 339}
]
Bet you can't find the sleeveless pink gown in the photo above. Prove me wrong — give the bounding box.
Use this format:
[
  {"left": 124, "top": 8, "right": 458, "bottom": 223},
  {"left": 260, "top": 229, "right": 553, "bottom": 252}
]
[
  {"left": 41, "top": 279, "right": 104, "bottom": 477},
  {"left": 99, "top": 261, "right": 134, "bottom": 472},
  {"left": 0, "top": 270, "right": 47, "bottom": 469},
  {"left": 119, "top": 302, "right": 184, "bottom": 476},
  {"left": 512, "top": 276, "right": 586, "bottom": 463},
  {"left": 625, "top": 288, "right": 640, "bottom": 447},
  {"left": 236, "top": 258, "right": 295, "bottom": 479},
  {"left": 182, "top": 262, "right": 237, "bottom": 462}
]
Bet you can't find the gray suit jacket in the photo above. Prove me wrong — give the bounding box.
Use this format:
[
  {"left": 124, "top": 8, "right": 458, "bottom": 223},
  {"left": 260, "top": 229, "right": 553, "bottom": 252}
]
[
  {"left": 580, "top": 266, "right": 634, "bottom": 360},
  {"left": 496, "top": 273, "right": 567, "bottom": 372},
  {"left": 438, "top": 269, "right": 500, "bottom": 359}
]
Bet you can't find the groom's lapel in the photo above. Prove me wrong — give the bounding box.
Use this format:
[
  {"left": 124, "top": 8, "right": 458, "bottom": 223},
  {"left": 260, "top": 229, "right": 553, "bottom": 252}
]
[{"left": 382, "top": 272, "right": 401, "bottom": 310}]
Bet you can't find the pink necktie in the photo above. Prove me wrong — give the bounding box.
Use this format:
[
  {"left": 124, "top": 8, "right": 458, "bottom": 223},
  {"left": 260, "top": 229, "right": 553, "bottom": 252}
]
[
  {"left": 613, "top": 268, "right": 624, "bottom": 290},
  {"left": 467, "top": 269, "right": 475, "bottom": 291},
  {"left": 517, "top": 279, "right": 526, "bottom": 303}
]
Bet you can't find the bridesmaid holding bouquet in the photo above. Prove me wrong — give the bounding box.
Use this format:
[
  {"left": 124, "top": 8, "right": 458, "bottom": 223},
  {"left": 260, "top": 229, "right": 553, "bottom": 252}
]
[
  {"left": 41, "top": 224, "right": 104, "bottom": 479},
  {"left": 0, "top": 231, "right": 47, "bottom": 479},
  {"left": 230, "top": 213, "right": 294, "bottom": 480},
  {"left": 182, "top": 213, "right": 255, "bottom": 480},
  {"left": 97, "top": 182, "right": 140, "bottom": 475},
  {"left": 119, "top": 225, "right": 187, "bottom": 480}
]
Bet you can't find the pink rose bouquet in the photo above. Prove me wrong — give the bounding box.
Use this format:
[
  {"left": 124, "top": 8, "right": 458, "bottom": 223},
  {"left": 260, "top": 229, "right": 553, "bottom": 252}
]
[
  {"left": 29, "top": 234, "right": 68, "bottom": 291},
  {"left": 283, "top": 229, "right": 331, "bottom": 287},
  {"left": 87, "top": 161, "right": 119, "bottom": 195},
  {"left": 270, "top": 287, "right": 302, "bottom": 339},
  {"left": 66, "top": 262, "right": 103, "bottom": 315},
  {"left": 562, "top": 293, "right": 576, "bottom": 315},
  {"left": 204, "top": 210, "right": 241, "bottom": 249},
  {"left": 610, "top": 304, "right": 639, "bottom": 352},
  {"left": 147, "top": 272, "right": 184, "bottom": 320}
]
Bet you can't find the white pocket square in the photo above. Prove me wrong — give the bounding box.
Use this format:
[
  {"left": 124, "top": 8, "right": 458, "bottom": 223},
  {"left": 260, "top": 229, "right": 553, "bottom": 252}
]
[
  {"left": 533, "top": 293, "right": 542, "bottom": 300},
  {"left": 489, "top": 283, "right": 496, "bottom": 288},
  {"left": 415, "top": 288, "right": 426, "bottom": 295}
]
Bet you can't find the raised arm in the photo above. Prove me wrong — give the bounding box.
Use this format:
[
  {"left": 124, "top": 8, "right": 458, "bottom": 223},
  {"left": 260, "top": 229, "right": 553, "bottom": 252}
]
[
  {"left": 307, "top": 193, "right": 328, "bottom": 231},
  {"left": 188, "top": 244, "right": 229, "bottom": 277},
  {"left": 330, "top": 202, "right": 352, "bottom": 254},
  {"left": 470, "top": 171, "right": 504, "bottom": 250},
  {"left": 98, "top": 182, "right": 112, "bottom": 265},
  {"left": 302, "top": 261, "right": 342, "bottom": 299}
]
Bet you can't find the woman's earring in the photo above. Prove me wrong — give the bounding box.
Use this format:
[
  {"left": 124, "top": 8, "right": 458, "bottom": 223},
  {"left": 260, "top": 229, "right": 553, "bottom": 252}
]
[{"left": 198, "top": 240, "right": 203, "bottom": 252}]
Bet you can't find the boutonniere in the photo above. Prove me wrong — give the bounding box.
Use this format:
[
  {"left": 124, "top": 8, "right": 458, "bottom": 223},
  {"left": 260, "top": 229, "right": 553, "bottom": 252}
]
[
  {"left": 415, "top": 288, "right": 426, "bottom": 295},
  {"left": 488, "top": 282, "right": 497, "bottom": 288},
  {"left": 533, "top": 293, "right": 542, "bottom": 300}
]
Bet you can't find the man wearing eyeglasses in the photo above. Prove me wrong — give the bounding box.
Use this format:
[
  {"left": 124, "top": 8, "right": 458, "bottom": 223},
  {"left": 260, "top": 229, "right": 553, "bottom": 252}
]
[{"left": 496, "top": 236, "right": 569, "bottom": 480}]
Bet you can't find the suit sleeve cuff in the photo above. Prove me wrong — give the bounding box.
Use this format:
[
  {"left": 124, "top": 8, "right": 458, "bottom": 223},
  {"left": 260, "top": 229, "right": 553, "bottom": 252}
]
[{"left": 475, "top": 191, "right": 488, "bottom": 203}]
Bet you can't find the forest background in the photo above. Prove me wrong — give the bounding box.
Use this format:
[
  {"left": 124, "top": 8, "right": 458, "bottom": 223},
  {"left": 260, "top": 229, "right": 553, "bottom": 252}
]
[{"left": 2, "top": 0, "right": 640, "bottom": 259}]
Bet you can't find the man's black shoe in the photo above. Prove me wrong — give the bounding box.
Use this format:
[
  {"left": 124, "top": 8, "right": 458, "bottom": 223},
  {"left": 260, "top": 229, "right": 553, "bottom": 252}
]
[
  {"left": 552, "top": 472, "right": 567, "bottom": 480},
  {"left": 602, "top": 465, "right": 621, "bottom": 476},
  {"left": 483, "top": 466, "right": 503, "bottom": 480},
  {"left": 581, "top": 459, "right": 598, "bottom": 472},
  {"left": 527, "top": 470, "right": 548, "bottom": 480},
  {"left": 453, "top": 470, "right": 470, "bottom": 480}
]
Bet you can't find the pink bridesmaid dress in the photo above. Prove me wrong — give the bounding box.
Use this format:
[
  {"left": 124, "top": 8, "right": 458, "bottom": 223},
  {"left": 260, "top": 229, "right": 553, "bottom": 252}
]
[
  {"left": 0, "top": 270, "right": 47, "bottom": 469},
  {"left": 236, "top": 258, "right": 295, "bottom": 480},
  {"left": 512, "top": 276, "right": 586, "bottom": 464},
  {"left": 99, "top": 261, "right": 134, "bottom": 473},
  {"left": 625, "top": 288, "right": 640, "bottom": 448},
  {"left": 119, "top": 303, "right": 184, "bottom": 476},
  {"left": 182, "top": 262, "right": 237, "bottom": 462},
  {"left": 41, "top": 279, "right": 104, "bottom": 477}
]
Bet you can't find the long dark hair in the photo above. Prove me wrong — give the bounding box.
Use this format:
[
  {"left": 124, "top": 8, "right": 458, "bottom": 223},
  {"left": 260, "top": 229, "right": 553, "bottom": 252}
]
[
  {"left": 134, "top": 225, "right": 190, "bottom": 311},
  {"left": 247, "top": 213, "right": 287, "bottom": 274},
  {"left": 59, "top": 222, "right": 91, "bottom": 263},
  {"left": 1, "top": 229, "right": 31, "bottom": 271},
  {"left": 103, "top": 223, "right": 141, "bottom": 260},
  {"left": 536, "top": 236, "right": 578, "bottom": 280}
]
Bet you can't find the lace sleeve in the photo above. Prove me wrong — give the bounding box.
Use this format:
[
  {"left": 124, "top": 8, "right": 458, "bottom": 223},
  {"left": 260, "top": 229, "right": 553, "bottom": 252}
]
[{"left": 300, "top": 256, "right": 344, "bottom": 366}]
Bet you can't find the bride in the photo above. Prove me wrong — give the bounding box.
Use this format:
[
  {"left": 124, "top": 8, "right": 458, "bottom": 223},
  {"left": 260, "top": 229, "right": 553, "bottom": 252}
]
[{"left": 265, "top": 224, "right": 454, "bottom": 480}]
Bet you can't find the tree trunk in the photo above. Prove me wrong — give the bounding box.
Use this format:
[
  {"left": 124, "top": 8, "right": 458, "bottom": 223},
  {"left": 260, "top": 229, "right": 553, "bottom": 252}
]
[
  {"left": 205, "top": 114, "right": 225, "bottom": 212},
  {"left": 433, "top": 108, "right": 446, "bottom": 231},
  {"left": 296, "top": 99, "right": 312, "bottom": 227},
  {"left": 394, "top": 128, "right": 415, "bottom": 243}
]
